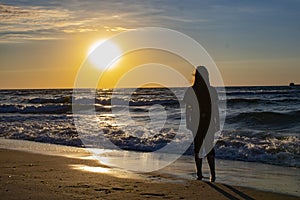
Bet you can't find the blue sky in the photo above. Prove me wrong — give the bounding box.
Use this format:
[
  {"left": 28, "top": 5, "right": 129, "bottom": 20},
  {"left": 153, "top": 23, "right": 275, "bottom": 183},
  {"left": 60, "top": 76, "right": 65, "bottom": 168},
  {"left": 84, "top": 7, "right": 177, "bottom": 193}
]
[{"left": 0, "top": 0, "right": 299, "bottom": 87}]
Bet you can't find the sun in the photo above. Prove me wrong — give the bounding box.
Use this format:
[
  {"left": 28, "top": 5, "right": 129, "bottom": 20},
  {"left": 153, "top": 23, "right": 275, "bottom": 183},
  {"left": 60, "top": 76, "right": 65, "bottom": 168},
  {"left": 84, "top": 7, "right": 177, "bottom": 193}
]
[{"left": 87, "top": 39, "right": 122, "bottom": 71}]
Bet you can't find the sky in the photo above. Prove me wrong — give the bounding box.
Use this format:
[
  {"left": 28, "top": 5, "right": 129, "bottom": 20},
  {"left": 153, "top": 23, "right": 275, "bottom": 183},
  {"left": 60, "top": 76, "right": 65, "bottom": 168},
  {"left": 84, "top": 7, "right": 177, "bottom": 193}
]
[{"left": 0, "top": 0, "right": 300, "bottom": 88}]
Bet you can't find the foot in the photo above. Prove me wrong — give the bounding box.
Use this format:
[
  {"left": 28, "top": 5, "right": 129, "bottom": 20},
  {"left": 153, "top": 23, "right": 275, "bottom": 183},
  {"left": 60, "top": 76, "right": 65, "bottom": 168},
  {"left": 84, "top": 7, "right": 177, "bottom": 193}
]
[
  {"left": 210, "top": 175, "right": 216, "bottom": 182},
  {"left": 196, "top": 172, "right": 203, "bottom": 180}
]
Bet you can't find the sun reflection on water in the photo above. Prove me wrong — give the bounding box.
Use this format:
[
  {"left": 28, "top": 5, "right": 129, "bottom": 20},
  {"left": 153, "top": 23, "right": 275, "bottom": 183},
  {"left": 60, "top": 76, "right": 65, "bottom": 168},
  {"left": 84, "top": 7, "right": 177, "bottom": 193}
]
[{"left": 70, "top": 164, "right": 110, "bottom": 173}]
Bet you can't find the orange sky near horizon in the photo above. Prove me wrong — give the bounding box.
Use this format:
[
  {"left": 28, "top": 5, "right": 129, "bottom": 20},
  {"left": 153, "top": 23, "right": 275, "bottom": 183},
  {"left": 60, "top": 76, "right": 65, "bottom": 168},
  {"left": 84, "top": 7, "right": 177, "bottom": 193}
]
[{"left": 0, "top": 33, "right": 299, "bottom": 89}]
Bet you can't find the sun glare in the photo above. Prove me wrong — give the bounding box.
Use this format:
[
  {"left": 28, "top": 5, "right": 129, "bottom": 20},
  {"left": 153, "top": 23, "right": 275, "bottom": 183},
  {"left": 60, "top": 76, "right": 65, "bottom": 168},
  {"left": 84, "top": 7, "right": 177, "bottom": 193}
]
[{"left": 87, "top": 39, "right": 122, "bottom": 71}]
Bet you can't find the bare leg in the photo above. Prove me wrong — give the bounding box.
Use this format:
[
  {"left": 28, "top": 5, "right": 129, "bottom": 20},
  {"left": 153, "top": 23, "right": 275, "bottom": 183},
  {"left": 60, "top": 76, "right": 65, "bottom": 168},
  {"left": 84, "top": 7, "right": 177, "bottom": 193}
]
[
  {"left": 194, "top": 154, "right": 203, "bottom": 180},
  {"left": 207, "top": 151, "right": 216, "bottom": 182}
]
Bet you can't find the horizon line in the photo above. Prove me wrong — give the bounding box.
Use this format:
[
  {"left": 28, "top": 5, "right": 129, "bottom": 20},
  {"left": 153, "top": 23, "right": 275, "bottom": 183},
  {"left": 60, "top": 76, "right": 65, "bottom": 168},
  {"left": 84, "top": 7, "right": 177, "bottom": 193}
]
[{"left": 0, "top": 84, "right": 295, "bottom": 90}]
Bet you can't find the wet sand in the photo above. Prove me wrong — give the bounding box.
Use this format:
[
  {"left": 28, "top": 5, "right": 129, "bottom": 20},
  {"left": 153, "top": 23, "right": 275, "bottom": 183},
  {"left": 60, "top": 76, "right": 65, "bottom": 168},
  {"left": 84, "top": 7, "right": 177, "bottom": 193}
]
[{"left": 0, "top": 147, "right": 299, "bottom": 200}]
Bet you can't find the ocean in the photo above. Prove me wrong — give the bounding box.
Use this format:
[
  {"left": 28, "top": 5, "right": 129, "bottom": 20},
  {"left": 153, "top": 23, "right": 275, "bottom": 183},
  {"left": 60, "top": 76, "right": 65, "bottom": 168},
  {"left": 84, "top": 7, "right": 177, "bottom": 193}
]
[{"left": 0, "top": 86, "right": 299, "bottom": 168}]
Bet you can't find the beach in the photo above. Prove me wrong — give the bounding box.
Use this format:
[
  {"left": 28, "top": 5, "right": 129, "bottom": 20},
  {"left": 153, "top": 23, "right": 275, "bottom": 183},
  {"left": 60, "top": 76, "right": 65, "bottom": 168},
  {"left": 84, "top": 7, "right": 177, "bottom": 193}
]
[
  {"left": 0, "top": 87, "right": 299, "bottom": 199},
  {"left": 0, "top": 139, "right": 299, "bottom": 200}
]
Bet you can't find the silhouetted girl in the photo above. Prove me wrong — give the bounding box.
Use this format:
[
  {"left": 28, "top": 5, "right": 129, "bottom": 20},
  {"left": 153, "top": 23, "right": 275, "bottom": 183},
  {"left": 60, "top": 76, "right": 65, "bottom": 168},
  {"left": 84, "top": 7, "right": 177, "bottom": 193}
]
[{"left": 184, "top": 66, "right": 220, "bottom": 182}]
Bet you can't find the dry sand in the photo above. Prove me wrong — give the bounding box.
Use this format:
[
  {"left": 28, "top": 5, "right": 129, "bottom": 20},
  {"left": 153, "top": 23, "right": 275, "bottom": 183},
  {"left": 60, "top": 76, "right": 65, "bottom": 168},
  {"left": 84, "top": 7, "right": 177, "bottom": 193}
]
[{"left": 0, "top": 148, "right": 298, "bottom": 200}]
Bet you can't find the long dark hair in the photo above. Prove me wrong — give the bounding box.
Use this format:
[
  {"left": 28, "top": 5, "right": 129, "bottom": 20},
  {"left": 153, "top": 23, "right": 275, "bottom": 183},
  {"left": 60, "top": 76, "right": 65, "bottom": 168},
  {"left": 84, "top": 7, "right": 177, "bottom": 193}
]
[{"left": 192, "top": 66, "right": 210, "bottom": 91}]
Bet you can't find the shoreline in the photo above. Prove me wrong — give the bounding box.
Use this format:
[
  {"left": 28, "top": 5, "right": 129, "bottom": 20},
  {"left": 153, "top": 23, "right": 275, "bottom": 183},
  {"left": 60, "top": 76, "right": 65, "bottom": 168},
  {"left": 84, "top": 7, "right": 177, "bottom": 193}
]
[
  {"left": 0, "top": 148, "right": 299, "bottom": 200},
  {"left": 0, "top": 138, "right": 299, "bottom": 199}
]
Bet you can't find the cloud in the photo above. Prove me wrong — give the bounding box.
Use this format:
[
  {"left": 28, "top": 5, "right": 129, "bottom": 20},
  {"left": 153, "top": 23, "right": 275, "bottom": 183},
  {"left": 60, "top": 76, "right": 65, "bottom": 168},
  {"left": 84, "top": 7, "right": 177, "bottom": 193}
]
[
  {"left": 103, "top": 26, "right": 135, "bottom": 32},
  {"left": 0, "top": 4, "right": 76, "bottom": 42},
  {"left": 6, "top": 0, "right": 283, "bottom": 43},
  {"left": 0, "top": 3, "right": 136, "bottom": 43},
  {"left": 0, "top": 1, "right": 211, "bottom": 43}
]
